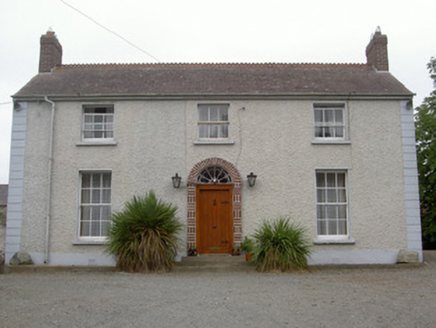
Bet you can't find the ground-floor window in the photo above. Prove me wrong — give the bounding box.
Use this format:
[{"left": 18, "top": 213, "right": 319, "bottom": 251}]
[
  {"left": 79, "top": 171, "right": 112, "bottom": 239},
  {"left": 316, "top": 170, "right": 348, "bottom": 238}
]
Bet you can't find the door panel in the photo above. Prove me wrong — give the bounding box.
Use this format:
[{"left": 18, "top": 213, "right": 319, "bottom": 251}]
[{"left": 197, "top": 185, "right": 233, "bottom": 254}]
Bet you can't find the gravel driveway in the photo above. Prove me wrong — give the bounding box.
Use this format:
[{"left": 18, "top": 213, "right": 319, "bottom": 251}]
[{"left": 1, "top": 261, "right": 436, "bottom": 328}]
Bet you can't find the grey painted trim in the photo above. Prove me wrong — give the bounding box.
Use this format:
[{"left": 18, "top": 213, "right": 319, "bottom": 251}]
[
  {"left": 5, "top": 103, "right": 28, "bottom": 263},
  {"left": 76, "top": 141, "right": 118, "bottom": 146},
  {"left": 400, "top": 100, "right": 423, "bottom": 261},
  {"left": 309, "top": 250, "right": 399, "bottom": 265},
  {"left": 313, "top": 238, "right": 355, "bottom": 245},
  {"left": 27, "top": 252, "right": 116, "bottom": 266},
  {"left": 311, "top": 141, "right": 351, "bottom": 145},
  {"left": 194, "top": 140, "right": 235, "bottom": 145}
]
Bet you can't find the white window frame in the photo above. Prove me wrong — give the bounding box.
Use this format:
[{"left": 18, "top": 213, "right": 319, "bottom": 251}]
[
  {"left": 81, "top": 105, "right": 114, "bottom": 142},
  {"left": 196, "top": 103, "right": 231, "bottom": 143},
  {"left": 314, "top": 169, "right": 351, "bottom": 242},
  {"left": 76, "top": 170, "right": 112, "bottom": 243},
  {"left": 312, "top": 103, "right": 349, "bottom": 143}
]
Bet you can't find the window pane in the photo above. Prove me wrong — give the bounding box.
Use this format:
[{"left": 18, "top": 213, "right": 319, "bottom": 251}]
[
  {"left": 220, "top": 108, "right": 228, "bottom": 121},
  {"left": 199, "top": 108, "right": 208, "bottom": 121},
  {"left": 209, "top": 125, "right": 218, "bottom": 138},
  {"left": 80, "top": 221, "right": 90, "bottom": 237},
  {"left": 338, "top": 189, "right": 346, "bottom": 202},
  {"left": 102, "top": 190, "right": 111, "bottom": 203},
  {"left": 338, "top": 220, "right": 347, "bottom": 235},
  {"left": 91, "top": 206, "right": 100, "bottom": 220},
  {"left": 314, "top": 109, "right": 323, "bottom": 123},
  {"left": 328, "top": 219, "right": 337, "bottom": 235},
  {"left": 94, "top": 115, "right": 103, "bottom": 123},
  {"left": 92, "top": 174, "right": 100, "bottom": 188},
  {"left": 81, "top": 206, "right": 91, "bottom": 220},
  {"left": 337, "top": 173, "right": 346, "bottom": 187},
  {"left": 199, "top": 124, "right": 208, "bottom": 138},
  {"left": 327, "top": 189, "right": 337, "bottom": 202},
  {"left": 325, "top": 110, "right": 333, "bottom": 123},
  {"left": 335, "top": 127, "right": 344, "bottom": 138},
  {"left": 82, "top": 174, "right": 91, "bottom": 188},
  {"left": 326, "top": 173, "right": 336, "bottom": 187},
  {"left": 81, "top": 190, "right": 90, "bottom": 203},
  {"left": 317, "top": 189, "right": 325, "bottom": 203},
  {"left": 315, "top": 127, "right": 323, "bottom": 138},
  {"left": 102, "top": 173, "right": 111, "bottom": 188},
  {"left": 338, "top": 205, "right": 347, "bottom": 219},
  {"left": 318, "top": 220, "right": 327, "bottom": 235},
  {"left": 316, "top": 173, "right": 325, "bottom": 187},
  {"left": 101, "top": 206, "right": 111, "bottom": 220},
  {"left": 324, "top": 127, "right": 332, "bottom": 137},
  {"left": 326, "top": 205, "right": 337, "bottom": 219},
  {"left": 220, "top": 124, "right": 229, "bottom": 138},
  {"left": 91, "top": 221, "right": 100, "bottom": 236},
  {"left": 335, "top": 109, "right": 343, "bottom": 123},
  {"left": 209, "top": 107, "right": 218, "bottom": 121},
  {"left": 317, "top": 205, "right": 326, "bottom": 219},
  {"left": 92, "top": 190, "right": 101, "bottom": 204}
]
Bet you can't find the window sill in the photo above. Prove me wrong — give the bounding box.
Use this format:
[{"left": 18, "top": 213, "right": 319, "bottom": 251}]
[
  {"left": 194, "top": 140, "right": 235, "bottom": 145},
  {"left": 313, "top": 238, "right": 355, "bottom": 245},
  {"left": 73, "top": 240, "right": 107, "bottom": 246},
  {"left": 311, "top": 140, "right": 351, "bottom": 145},
  {"left": 76, "top": 141, "right": 117, "bottom": 146}
]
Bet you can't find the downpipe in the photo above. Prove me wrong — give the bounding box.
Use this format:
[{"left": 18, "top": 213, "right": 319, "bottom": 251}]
[{"left": 43, "top": 96, "right": 55, "bottom": 264}]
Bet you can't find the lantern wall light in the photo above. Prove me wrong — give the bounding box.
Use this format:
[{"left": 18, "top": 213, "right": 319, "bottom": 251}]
[
  {"left": 172, "top": 173, "right": 182, "bottom": 188},
  {"left": 247, "top": 172, "right": 257, "bottom": 187}
]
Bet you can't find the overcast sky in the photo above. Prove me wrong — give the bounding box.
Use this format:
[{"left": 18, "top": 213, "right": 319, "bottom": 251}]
[{"left": 0, "top": 0, "right": 435, "bottom": 184}]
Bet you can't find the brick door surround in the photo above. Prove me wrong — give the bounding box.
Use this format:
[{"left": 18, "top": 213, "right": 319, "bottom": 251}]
[{"left": 186, "top": 157, "right": 242, "bottom": 252}]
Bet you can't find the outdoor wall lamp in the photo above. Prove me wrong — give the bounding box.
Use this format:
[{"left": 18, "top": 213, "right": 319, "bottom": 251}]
[
  {"left": 247, "top": 172, "right": 257, "bottom": 187},
  {"left": 172, "top": 173, "right": 182, "bottom": 188}
]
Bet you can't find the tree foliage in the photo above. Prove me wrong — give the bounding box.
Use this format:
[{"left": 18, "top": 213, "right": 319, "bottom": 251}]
[{"left": 415, "top": 57, "right": 436, "bottom": 248}]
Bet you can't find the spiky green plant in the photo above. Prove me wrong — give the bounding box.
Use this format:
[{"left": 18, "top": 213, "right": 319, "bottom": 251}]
[
  {"left": 252, "top": 217, "right": 312, "bottom": 272},
  {"left": 106, "top": 191, "right": 183, "bottom": 273}
]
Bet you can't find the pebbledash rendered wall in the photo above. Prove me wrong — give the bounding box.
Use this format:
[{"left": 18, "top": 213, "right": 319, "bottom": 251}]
[{"left": 5, "top": 97, "right": 421, "bottom": 265}]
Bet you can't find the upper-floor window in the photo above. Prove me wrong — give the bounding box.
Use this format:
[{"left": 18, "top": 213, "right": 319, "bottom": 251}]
[
  {"left": 313, "top": 103, "right": 347, "bottom": 140},
  {"left": 82, "top": 106, "right": 114, "bottom": 140},
  {"left": 198, "top": 104, "right": 229, "bottom": 140}
]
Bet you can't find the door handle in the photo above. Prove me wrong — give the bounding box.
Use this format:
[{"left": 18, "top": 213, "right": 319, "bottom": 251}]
[{"left": 212, "top": 225, "right": 217, "bottom": 229}]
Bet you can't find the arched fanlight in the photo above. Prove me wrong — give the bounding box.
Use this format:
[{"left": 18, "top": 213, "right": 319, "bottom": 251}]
[{"left": 197, "top": 166, "right": 232, "bottom": 184}]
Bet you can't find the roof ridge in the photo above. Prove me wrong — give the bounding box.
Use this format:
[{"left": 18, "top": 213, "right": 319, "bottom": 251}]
[{"left": 56, "top": 62, "right": 369, "bottom": 69}]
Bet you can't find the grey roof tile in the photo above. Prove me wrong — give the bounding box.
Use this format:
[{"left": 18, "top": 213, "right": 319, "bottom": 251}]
[{"left": 13, "top": 63, "right": 412, "bottom": 98}]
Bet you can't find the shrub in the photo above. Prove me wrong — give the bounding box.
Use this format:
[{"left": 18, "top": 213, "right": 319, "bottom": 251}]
[
  {"left": 241, "top": 236, "right": 254, "bottom": 253},
  {"left": 106, "top": 191, "right": 183, "bottom": 273},
  {"left": 252, "top": 217, "right": 312, "bottom": 272}
]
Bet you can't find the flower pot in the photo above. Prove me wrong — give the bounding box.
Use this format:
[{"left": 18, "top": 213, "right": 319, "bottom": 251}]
[{"left": 245, "top": 252, "right": 252, "bottom": 262}]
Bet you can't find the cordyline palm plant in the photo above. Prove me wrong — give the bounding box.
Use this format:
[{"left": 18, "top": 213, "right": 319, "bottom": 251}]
[
  {"left": 106, "top": 191, "right": 183, "bottom": 273},
  {"left": 252, "top": 217, "right": 312, "bottom": 272}
]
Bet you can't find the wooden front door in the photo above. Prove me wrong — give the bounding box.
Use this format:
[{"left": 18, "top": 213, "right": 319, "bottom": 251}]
[{"left": 197, "top": 185, "right": 233, "bottom": 254}]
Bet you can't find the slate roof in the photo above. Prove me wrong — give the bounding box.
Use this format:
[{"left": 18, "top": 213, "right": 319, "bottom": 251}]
[
  {"left": 0, "top": 185, "right": 8, "bottom": 206},
  {"left": 14, "top": 63, "right": 413, "bottom": 99}
]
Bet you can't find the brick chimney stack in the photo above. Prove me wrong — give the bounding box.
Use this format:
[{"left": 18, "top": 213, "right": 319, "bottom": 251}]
[
  {"left": 39, "top": 28, "right": 62, "bottom": 73},
  {"left": 366, "top": 27, "right": 389, "bottom": 71}
]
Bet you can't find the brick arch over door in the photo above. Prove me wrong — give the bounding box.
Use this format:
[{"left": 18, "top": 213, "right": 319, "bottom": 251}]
[{"left": 187, "top": 157, "right": 242, "bottom": 251}]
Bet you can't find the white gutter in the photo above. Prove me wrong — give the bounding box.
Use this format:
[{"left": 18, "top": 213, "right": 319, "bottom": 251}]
[{"left": 43, "top": 96, "right": 56, "bottom": 264}]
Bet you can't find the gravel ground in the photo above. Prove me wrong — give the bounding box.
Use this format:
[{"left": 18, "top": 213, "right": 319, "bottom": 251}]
[{"left": 1, "top": 262, "right": 436, "bottom": 328}]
